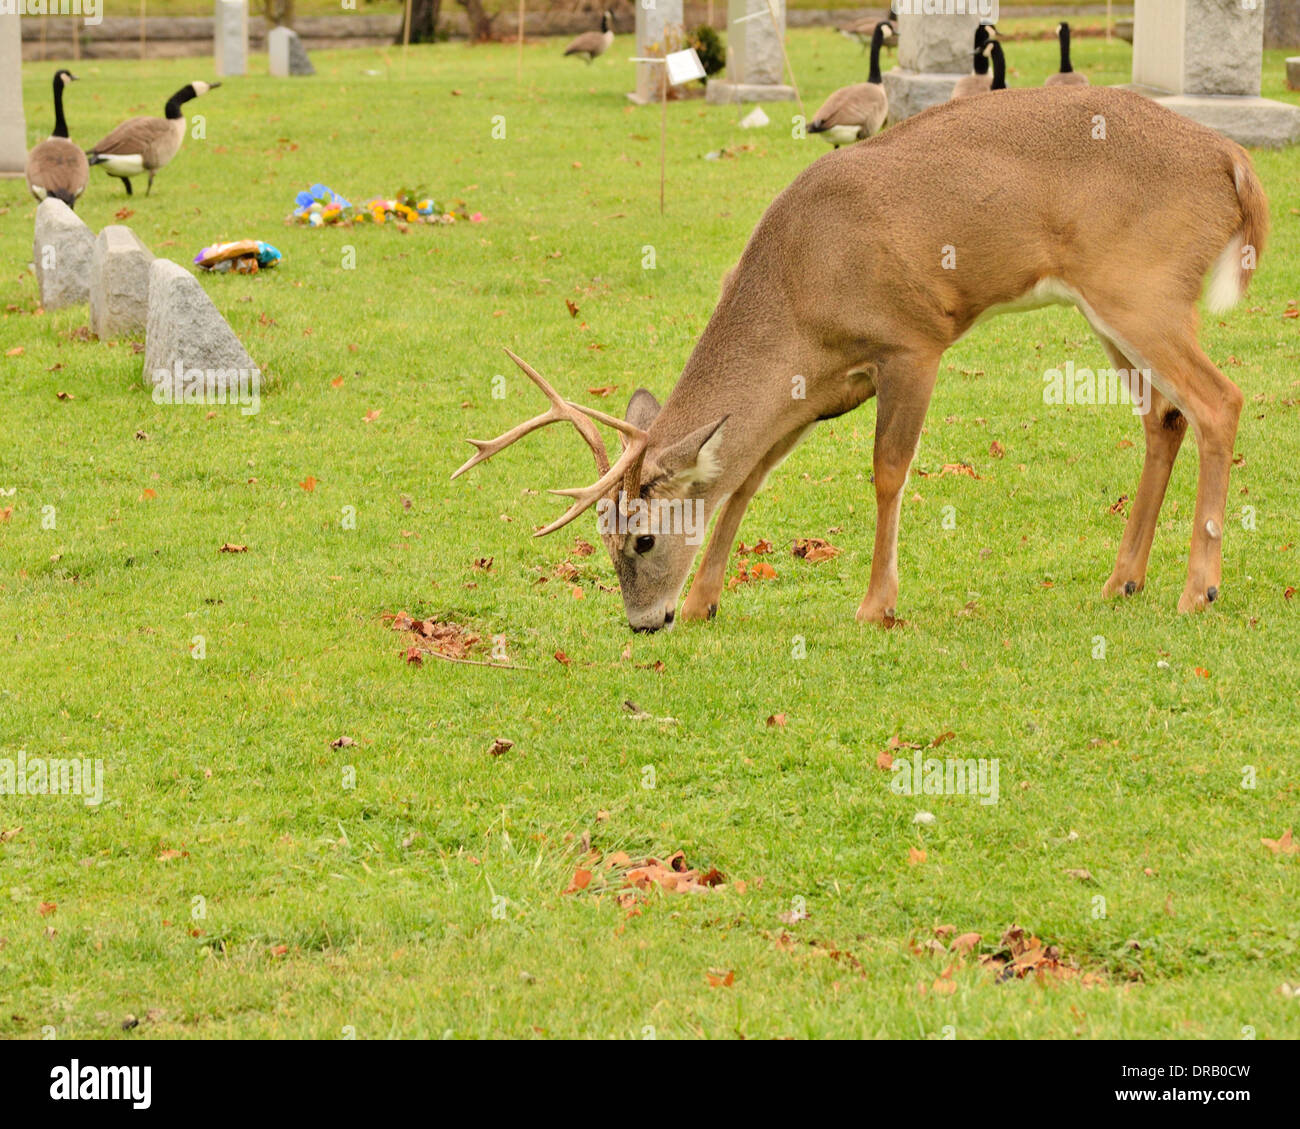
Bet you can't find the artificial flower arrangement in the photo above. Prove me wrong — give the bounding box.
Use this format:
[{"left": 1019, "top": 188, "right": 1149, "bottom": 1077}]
[
  {"left": 293, "top": 183, "right": 352, "bottom": 226},
  {"left": 289, "top": 184, "right": 482, "bottom": 227},
  {"left": 353, "top": 187, "right": 483, "bottom": 226},
  {"left": 195, "top": 240, "right": 283, "bottom": 274}
]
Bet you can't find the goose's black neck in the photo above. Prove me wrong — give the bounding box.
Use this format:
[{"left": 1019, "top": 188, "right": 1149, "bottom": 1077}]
[
  {"left": 51, "top": 73, "right": 69, "bottom": 139},
  {"left": 164, "top": 85, "right": 196, "bottom": 121},
  {"left": 868, "top": 21, "right": 891, "bottom": 85},
  {"left": 973, "top": 26, "right": 991, "bottom": 75},
  {"left": 1058, "top": 23, "right": 1073, "bottom": 73},
  {"left": 989, "top": 41, "right": 1006, "bottom": 90}
]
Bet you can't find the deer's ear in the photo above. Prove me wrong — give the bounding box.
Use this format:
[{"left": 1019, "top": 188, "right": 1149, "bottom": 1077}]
[
  {"left": 656, "top": 417, "right": 727, "bottom": 493},
  {"left": 626, "top": 388, "right": 661, "bottom": 431}
]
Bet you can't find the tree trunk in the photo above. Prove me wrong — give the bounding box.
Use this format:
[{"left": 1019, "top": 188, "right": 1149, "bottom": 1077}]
[
  {"left": 457, "top": 0, "right": 495, "bottom": 42},
  {"left": 263, "top": 0, "right": 294, "bottom": 30},
  {"left": 403, "top": 0, "right": 442, "bottom": 44}
]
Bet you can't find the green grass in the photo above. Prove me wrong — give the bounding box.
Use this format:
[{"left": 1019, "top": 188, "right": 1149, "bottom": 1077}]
[{"left": 2, "top": 29, "right": 1298, "bottom": 1040}]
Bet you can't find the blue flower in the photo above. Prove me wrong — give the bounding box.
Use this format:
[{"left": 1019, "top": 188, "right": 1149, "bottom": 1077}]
[{"left": 294, "top": 183, "right": 351, "bottom": 215}]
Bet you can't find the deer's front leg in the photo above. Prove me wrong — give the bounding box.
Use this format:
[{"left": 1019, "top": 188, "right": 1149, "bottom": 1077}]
[
  {"left": 681, "top": 425, "right": 811, "bottom": 621},
  {"left": 856, "top": 355, "right": 939, "bottom": 626}
]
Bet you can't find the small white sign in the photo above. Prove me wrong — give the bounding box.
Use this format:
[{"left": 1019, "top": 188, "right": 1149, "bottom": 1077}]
[{"left": 664, "top": 48, "right": 706, "bottom": 87}]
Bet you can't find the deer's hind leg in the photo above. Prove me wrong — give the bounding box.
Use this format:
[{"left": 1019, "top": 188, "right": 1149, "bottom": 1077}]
[
  {"left": 1094, "top": 337, "right": 1188, "bottom": 599},
  {"left": 1083, "top": 303, "right": 1242, "bottom": 612}
]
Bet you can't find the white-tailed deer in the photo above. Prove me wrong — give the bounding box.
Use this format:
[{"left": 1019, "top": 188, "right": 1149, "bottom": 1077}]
[{"left": 454, "top": 87, "right": 1268, "bottom": 632}]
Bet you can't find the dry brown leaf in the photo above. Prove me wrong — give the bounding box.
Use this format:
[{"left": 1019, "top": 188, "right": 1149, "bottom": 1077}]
[
  {"left": 1262, "top": 829, "right": 1297, "bottom": 855},
  {"left": 488, "top": 737, "right": 514, "bottom": 757},
  {"left": 792, "top": 537, "right": 841, "bottom": 563},
  {"left": 563, "top": 868, "right": 592, "bottom": 894},
  {"left": 218, "top": 543, "right": 248, "bottom": 553}
]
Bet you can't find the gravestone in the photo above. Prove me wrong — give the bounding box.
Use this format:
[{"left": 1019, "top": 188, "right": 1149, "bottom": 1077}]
[
  {"left": 269, "top": 26, "right": 316, "bottom": 77},
  {"left": 629, "top": 0, "right": 684, "bottom": 105},
  {"left": 1289, "top": 56, "right": 1300, "bottom": 91},
  {"left": 91, "top": 226, "right": 154, "bottom": 339},
  {"left": 144, "top": 259, "right": 256, "bottom": 394},
  {"left": 214, "top": 0, "right": 249, "bottom": 78},
  {"left": 0, "top": 11, "right": 26, "bottom": 179},
  {"left": 882, "top": 8, "right": 981, "bottom": 124},
  {"left": 33, "top": 199, "right": 96, "bottom": 311},
  {"left": 1130, "top": 0, "right": 1300, "bottom": 147},
  {"left": 705, "top": 0, "right": 797, "bottom": 105}
]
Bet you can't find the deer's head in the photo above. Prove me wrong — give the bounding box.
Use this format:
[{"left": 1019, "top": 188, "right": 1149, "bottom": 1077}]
[{"left": 451, "top": 350, "right": 726, "bottom": 632}]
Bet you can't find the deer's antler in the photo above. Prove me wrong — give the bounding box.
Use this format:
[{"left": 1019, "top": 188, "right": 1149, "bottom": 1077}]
[{"left": 451, "top": 348, "right": 649, "bottom": 538}]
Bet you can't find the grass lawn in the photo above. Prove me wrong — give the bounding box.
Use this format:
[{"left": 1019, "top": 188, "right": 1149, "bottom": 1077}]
[{"left": 2, "top": 28, "right": 1298, "bottom": 1041}]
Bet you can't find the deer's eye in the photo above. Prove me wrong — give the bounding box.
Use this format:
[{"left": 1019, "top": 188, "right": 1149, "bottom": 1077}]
[{"left": 634, "top": 535, "right": 655, "bottom": 555}]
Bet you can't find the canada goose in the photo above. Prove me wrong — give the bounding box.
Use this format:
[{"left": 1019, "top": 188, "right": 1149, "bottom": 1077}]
[
  {"left": 25, "top": 69, "right": 89, "bottom": 210},
  {"left": 86, "top": 81, "right": 220, "bottom": 197},
  {"left": 841, "top": 10, "right": 897, "bottom": 52},
  {"left": 1044, "top": 22, "right": 1089, "bottom": 87},
  {"left": 564, "top": 10, "right": 614, "bottom": 63},
  {"left": 808, "top": 20, "right": 895, "bottom": 148},
  {"left": 951, "top": 39, "right": 1007, "bottom": 101},
  {"left": 949, "top": 23, "right": 998, "bottom": 99}
]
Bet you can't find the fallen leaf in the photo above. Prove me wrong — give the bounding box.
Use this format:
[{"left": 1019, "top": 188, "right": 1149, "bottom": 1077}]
[
  {"left": 565, "top": 299, "right": 579, "bottom": 318},
  {"left": 706, "top": 969, "right": 735, "bottom": 988},
  {"left": 766, "top": 712, "right": 787, "bottom": 728},
  {"left": 554, "top": 650, "right": 571, "bottom": 666},
  {"left": 563, "top": 868, "right": 592, "bottom": 894},
  {"left": 792, "top": 537, "right": 841, "bottom": 563},
  {"left": 488, "top": 737, "right": 514, "bottom": 757},
  {"left": 1262, "top": 829, "right": 1297, "bottom": 855},
  {"left": 300, "top": 476, "right": 317, "bottom": 492},
  {"left": 218, "top": 543, "right": 248, "bottom": 553}
]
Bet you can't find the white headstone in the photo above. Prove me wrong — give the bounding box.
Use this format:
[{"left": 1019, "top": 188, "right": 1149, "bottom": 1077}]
[
  {"left": 144, "top": 258, "right": 256, "bottom": 394},
  {"left": 882, "top": 9, "right": 980, "bottom": 124},
  {"left": 0, "top": 12, "right": 27, "bottom": 179},
  {"left": 269, "top": 25, "right": 315, "bottom": 77},
  {"left": 214, "top": 0, "right": 249, "bottom": 78},
  {"left": 91, "top": 226, "right": 155, "bottom": 340},
  {"left": 34, "top": 198, "right": 96, "bottom": 310},
  {"left": 1130, "top": 0, "right": 1300, "bottom": 148},
  {"left": 630, "top": 0, "right": 684, "bottom": 105},
  {"left": 705, "top": 0, "right": 797, "bottom": 104}
]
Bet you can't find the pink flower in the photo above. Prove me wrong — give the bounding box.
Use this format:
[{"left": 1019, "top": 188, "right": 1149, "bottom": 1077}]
[{"left": 470, "top": 212, "right": 484, "bottom": 223}]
